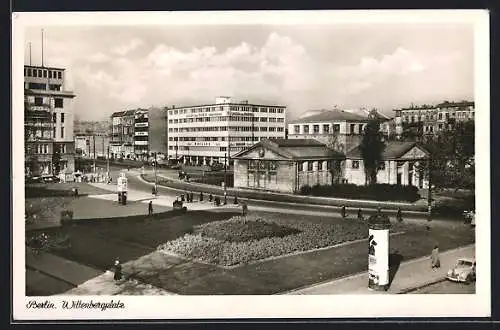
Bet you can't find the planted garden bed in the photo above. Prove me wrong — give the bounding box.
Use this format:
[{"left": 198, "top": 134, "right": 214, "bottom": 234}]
[{"left": 157, "top": 214, "right": 408, "bottom": 267}]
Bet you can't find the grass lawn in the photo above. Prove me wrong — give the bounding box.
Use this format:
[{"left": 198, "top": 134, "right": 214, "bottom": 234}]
[
  {"left": 25, "top": 182, "right": 112, "bottom": 198},
  {"left": 38, "top": 208, "right": 475, "bottom": 295}
]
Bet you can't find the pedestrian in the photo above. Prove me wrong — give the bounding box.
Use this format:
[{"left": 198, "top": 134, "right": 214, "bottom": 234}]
[
  {"left": 148, "top": 201, "right": 153, "bottom": 216},
  {"left": 190, "top": 192, "right": 194, "bottom": 203},
  {"left": 340, "top": 205, "right": 346, "bottom": 219},
  {"left": 431, "top": 245, "right": 441, "bottom": 269},
  {"left": 113, "top": 258, "right": 123, "bottom": 281},
  {"left": 377, "top": 207, "right": 382, "bottom": 215},
  {"left": 397, "top": 207, "right": 403, "bottom": 222},
  {"left": 209, "top": 193, "right": 213, "bottom": 202},
  {"left": 181, "top": 194, "right": 185, "bottom": 202},
  {"left": 223, "top": 191, "right": 227, "bottom": 205},
  {"left": 241, "top": 202, "right": 248, "bottom": 216},
  {"left": 200, "top": 191, "right": 204, "bottom": 202},
  {"left": 357, "top": 208, "right": 363, "bottom": 221}
]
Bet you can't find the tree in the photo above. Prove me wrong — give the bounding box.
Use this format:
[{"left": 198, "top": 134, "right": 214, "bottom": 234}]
[
  {"left": 422, "top": 120, "right": 474, "bottom": 190},
  {"left": 359, "top": 118, "right": 386, "bottom": 185},
  {"left": 326, "top": 129, "right": 344, "bottom": 184}
]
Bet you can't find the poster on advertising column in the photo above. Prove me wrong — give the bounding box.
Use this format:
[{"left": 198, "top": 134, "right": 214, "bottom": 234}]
[
  {"left": 117, "top": 174, "right": 128, "bottom": 192},
  {"left": 368, "top": 216, "right": 390, "bottom": 291}
]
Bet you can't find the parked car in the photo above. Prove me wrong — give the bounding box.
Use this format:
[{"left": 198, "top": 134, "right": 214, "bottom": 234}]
[
  {"left": 447, "top": 258, "right": 476, "bottom": 284},
  {"left": 25, "top": 176, "right": 43, "bottom": 184}
]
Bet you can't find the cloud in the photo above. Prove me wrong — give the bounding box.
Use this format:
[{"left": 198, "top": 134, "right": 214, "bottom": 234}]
[
  {"left": 112, "top": 38, "right": 144, "bottom": 56},
  {"left": 88, "top": 52, "right": 111, "bottom": 63}
]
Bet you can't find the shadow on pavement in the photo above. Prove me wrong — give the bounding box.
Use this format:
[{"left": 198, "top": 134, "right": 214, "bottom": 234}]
[{"left": 388, "top": 252, "right": 404, "bottom": 288}]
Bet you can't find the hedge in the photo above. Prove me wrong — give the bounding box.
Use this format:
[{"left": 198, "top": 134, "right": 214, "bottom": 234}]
[{"left": 300, "top": 183, "right": 420, "bottom": 202}]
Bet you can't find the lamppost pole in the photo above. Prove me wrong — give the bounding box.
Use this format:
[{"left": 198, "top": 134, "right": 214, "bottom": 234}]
[
  {"left": 427, "top": 156, "right": 432, "bottom": 223},
  {"left": 154, "top": 152, "right": 158, "bottom": 195}
]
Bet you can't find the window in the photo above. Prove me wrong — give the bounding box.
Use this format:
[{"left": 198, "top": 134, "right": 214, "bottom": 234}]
[
  {"left": 378, "top": 161, "right": 386, "bottom": 170},
  {"left": 60, "top": 127, "right": 64, "bottom": 139},
  {"left": 352, "top": 160, "right": 360, "bottom": 169},
  {"left": 60, "top": 113, "right": 65, "bottom": 123},
  {"left": 359, "top": 124, "right": 364, "bottom": 133},
  {"left": 38, "top": 69, "right": 42, "bottom": 77},
  {"left": 438, "top": 124, "right": 443, "bottom": 130},
  {"left": 323, "top": 125, "right": 330, "bottom": 133},
  {"left": 298, "top": 162, "right": 304, "bottom": 172},
  {"left": 438, "top": 113, "right": 443, "bottom": 120},
  {"left": 52, "top": 113, "right": 57, "bottom": 123},
  {"left": 44, "top": 144, "right": 48, "bottom": 154},
  {"left": 313, "top": 125, "right": 320, "bottom": 133},
  {"left": 303, "top": 125, "right": 309, "bottom": 134},
  {"left": 307, "top": 161, "right": 313, "bottom": 171},
  {"left": 43, "top": 70, "right": 47, "bottom": 78},
  {"left": 333, "top": 124, "right": 340, "bottom": 132},
  {"left": 53, "top": 127, "right": 56, "bottom": 138},
  {"left": 318, "top": 161, "right": 323, "bottom": 171},
  {"left": 34, "top": 97, "right": 43, "bottom": 106},
  {"left": 294, "top": 125, "right": 300, "bottom": 133},
  {"left": 350, "top": 124, "right": 355, "bottom": 134},
  {"left": 260, "top": 117, "right": 268, "bottom": 122},
  {"left": 57, "top": 71, "right": 62, "bottom": 79},
  {"left": 55, "top": 98, "right": 63, "bottom": 108}
]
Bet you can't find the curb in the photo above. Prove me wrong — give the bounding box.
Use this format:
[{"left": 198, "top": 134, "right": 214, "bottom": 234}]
[{"left": 397, "top": 278, "right": 448, "bottom": 294}]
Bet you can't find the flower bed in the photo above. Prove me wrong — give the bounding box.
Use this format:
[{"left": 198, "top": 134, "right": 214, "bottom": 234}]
[{"left": 157, "top": 214, "right": 389, "bottom": 267}]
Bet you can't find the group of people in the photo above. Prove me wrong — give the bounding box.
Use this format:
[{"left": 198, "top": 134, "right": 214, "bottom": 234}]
[{"left": 339, "top": 205, "right": 404, "bottom": 222}]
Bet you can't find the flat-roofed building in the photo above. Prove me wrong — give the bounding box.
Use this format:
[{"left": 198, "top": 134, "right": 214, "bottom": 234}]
[
  {"left": 24, "top": 65, "right": 76, "bottom": 178},
  {"left": 166, "top": 97, "right": 286, "bottom": 166}
]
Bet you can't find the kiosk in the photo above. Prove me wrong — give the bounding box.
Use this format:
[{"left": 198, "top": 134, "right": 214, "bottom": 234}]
[
  {"left": 117, "top": 172, "right": 128, "bottom": 205},
  {"left": 367, "top": 213, "right": 391, "bottom": 291}
]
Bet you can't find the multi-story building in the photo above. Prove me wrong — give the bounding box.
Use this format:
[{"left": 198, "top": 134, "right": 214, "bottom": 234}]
[
  {"left": 110, "top": 110, "right": 136, "bottom": 159},
  {"left": 134, "top": 109, "right": 149, "bottom": 160},
  {"left": 24, "top": 65, "right": 76, "bottom": 178},
  {"left": 394, "top": 100, "right": 475, "bottom": 137},
  {"left": 166, "top": 97, "right": 286, "bottom": 166},
  {"left": 288, "top": 109, "right": 371, "bottom": 153}
]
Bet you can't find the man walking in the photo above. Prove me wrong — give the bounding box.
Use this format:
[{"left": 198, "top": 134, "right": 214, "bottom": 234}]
[
  {"left": 113, "top": 258, "right": 123, "bottom": 281},
  {"left": 148, "top": 201, "right": 153, "bottom": 216}
]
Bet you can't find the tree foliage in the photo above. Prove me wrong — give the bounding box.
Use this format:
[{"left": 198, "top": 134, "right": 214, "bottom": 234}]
[
  {"left": 423, "top": 120, "right": 474, "bottom": 189},
  {"left": 359, "top": 118, "right": 386, "bottom": 185},
  {"left": 52, "top": 143, "right": 61, "bottom": 175}
]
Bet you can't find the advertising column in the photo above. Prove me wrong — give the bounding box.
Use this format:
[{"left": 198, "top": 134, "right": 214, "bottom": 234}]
[
  {"left": 117, "top": 172, "right": 128, "bottom": 205},
  {"left": 368, "top": 213, "right": 391, "bottom": 291}
]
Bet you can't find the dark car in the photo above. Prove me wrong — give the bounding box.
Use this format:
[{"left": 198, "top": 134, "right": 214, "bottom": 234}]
[{"left": 25, "top": 176, "right": 43, "bottom": 184}]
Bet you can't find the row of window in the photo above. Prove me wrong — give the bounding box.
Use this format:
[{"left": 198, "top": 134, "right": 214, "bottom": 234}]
[
  {"left": 26, "top": 83, "right": 62, "bottom": 91},
  {"left": 167, "top": 136, "right": 277, "bottom": 149},
  {"left": 25, "top": 68, "right": 63, "bottom": 79},
  {"left": 298, "top": 160, "right": 333, "bottom": 172},
  {"left": 168, "top": 126, "right": 284, "bottom": 133},
  {"left": 30, "top": 97, "right": 64, "bottom": 108},
  {"left": 169, "top": 136, "right": 259, "bottom": 142},
  {"left": 403, "top": 111, "right": 474, "bottom": 123},
  {"left": 31, "top": 143, "right": 67, "bottom": 154},
  {"left": 293, "top": 123, "right": 365, "bottom": 135},
  {"left": 168, "top": 116, "right": 285, "bottom": 124},
  {"left": 167, "top": 106, "right": 285, "bottom": 116}
]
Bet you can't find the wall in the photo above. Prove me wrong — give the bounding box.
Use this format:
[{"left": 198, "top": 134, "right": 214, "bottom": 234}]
[
  {"left": 234, "top": 159, "right": 296, "bottom": 194},
  {"left": 148, "top": 107, "right": 168, "bottom": 155},
  {"left": 297, "top": 160, "right": 333, "bottom": 189}
]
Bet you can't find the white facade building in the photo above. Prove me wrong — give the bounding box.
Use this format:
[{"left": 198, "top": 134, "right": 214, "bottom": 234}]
[{"left": 167, "top": 97, "right": 286, "bottom": 166}]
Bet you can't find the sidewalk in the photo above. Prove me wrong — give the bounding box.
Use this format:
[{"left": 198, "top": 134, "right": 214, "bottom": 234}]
[
  {"left": 60, "top": 270, "right": 175, "bottom": 296},
  {"left": 26, "top": 250, "right": 102, "bottom": 286},
  {"left": 89, "top": 182, "right": 242, "bottom": 212},
  {"left": 285, "top": 244, "right": 475, "bottom": 295}
]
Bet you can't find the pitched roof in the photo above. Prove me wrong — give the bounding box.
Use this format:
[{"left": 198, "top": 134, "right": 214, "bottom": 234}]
[
  {"left": 232, "top": 139, "right": 345, "bottom": 160},
  {"left": 290, "top": 110, "right": 368, "bottom": 124},
  {"left": 347, "top": 141, "right": 429, "bottom": 160}
]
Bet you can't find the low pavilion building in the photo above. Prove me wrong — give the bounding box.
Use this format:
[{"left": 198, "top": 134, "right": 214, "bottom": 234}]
[{"left": 232, "top": 139, "right": 345, "bottom": 193}]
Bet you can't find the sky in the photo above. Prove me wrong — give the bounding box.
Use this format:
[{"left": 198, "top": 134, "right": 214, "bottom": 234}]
[{"left": 23, "top": 23, "right": 474, "bottom": 121}]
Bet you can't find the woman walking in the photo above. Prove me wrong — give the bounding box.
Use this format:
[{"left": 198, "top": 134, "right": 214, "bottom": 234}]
[{"left": 431, "top": 245, "right": 441, "bottom": 269}]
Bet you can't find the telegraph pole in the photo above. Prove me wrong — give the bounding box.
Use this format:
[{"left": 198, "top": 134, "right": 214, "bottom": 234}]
[
  {"left": 427, "top": 156, "right": 432, "bottom": 224},
  {"left": 154, "top": 152, "right": 158, "bottom": 195}
]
